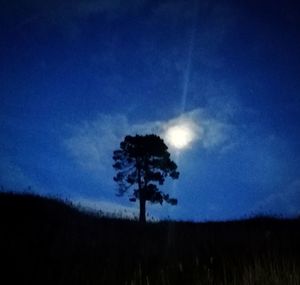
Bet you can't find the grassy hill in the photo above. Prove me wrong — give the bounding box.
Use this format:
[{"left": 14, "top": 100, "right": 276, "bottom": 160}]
[{"left": 0, "top": 191, "right": 299, "bottom": 284}]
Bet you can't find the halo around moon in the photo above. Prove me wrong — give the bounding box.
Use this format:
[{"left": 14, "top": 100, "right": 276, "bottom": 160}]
[{"left": 165, "top": 124, "right": 194, "bottom": 150}]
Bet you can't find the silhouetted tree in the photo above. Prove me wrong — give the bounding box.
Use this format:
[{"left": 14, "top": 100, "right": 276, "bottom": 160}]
[{"left": 113, "top": 134, "right": 179, "bottom": 223}]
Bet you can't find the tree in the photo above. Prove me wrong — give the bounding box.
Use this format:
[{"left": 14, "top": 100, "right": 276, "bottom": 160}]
[{"left": 113, "top": 134, "right": 179, "bottom": 223}]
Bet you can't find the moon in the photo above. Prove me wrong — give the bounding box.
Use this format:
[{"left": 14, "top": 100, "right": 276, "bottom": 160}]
[{"left": 165, "top": 125, "right": 194, "bottom": 149}]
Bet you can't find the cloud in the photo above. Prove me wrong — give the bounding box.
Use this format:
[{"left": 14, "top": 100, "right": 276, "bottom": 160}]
[
  {"left": 75, "top": 0, "right": 146, "bottom": 19},
  {"left": 194, "top": 3, "right": 237, "bottom": 69},
  {"left": 73, "top": 197, "right": 139, "bottom": 219},
  {"left": 5, "top": 0, "right": 146, "bottom": 37},
  {"left": 64, "top": 109, "right": 233, "bottom": 177},
  {"left": 0, "top": 157, "right": 35, "bottom": 190},
  {"left": 161, "top": 109, "right": 231, "bottom": 150},
  {"left": 251, "top": 179, "right": 300, "bottom": 217},
  {"left": 64, "top": 114, "right": 127, "bottom": 174},
  {"left": 151, "top": 0, "right": 196, "bottom": 23}
]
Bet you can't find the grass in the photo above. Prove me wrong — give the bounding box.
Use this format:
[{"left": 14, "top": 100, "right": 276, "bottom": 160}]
[{"left": 0, "top": 191, "right": 299, "bottom": 284}]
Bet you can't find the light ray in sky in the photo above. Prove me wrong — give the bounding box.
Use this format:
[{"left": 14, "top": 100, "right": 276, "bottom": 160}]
[{"left": 180, "top": 0, "right": 198, "bottom": 113}]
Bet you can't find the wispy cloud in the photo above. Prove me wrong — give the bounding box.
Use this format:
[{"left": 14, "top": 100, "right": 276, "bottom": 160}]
[
  {"left": 5, "top": 0, "right": 146, "bottom": 37},
  {"left": 251, "top": 179, "right": 300, "bottom": 217},
  {"left": 74, "top": 197, "right": 139, "bottom": 219},
  {"left": 64, "top": 108, "right": 233, "bottom": 176},
  {"left": 75, "top": 0, "right": 146, "bottom": 19},
  {"left": 0, "top": 156, "right": 36, "bottom": 190},
  {"left": 161, "top": 109, "right": 232, "bottom": 150}
]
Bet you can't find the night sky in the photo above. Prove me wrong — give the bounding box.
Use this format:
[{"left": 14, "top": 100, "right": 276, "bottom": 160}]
[{"left": 1, "top": 0, "right": 300, "bottom": 221}]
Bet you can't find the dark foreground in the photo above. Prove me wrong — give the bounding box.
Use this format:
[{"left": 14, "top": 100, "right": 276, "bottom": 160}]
[{"left": 0, "top": 192, "right": 299, "bottom": 285}]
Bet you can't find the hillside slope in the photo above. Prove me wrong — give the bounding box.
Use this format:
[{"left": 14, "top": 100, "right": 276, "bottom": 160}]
[{"left": 0, "top": 192, "right": 299, "bottom": 284}]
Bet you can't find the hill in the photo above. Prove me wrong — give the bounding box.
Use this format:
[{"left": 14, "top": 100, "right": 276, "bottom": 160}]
[{"left": 0, "top": 191, "right": 299, "bottom": 284}]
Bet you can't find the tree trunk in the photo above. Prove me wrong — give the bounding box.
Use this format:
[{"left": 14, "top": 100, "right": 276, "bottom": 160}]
[
  {"left": 137, "top": 163, "right": 146, "bottom": 224},
  {"left": 139, "top": 197, "right": 146, "bottom": 224}
]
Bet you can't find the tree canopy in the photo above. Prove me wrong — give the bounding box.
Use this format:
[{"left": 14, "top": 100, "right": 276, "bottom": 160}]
[{"left": 113, "top": 134, "right": 179, "bottom": 223}]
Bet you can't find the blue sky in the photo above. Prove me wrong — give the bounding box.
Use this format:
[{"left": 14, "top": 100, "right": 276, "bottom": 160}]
[{"left": 1, "top": 0, "right": 300, "bottom": 221}]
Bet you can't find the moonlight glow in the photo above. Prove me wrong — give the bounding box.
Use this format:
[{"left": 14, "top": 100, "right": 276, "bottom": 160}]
[{"left": 165, "top": 125, "right": 194, "bottom": 149}]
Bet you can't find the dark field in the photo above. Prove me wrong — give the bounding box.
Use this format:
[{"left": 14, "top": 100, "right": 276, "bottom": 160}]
[{"left": 0, "top": 192, "right": 299, "bottom": 284}]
